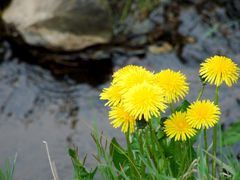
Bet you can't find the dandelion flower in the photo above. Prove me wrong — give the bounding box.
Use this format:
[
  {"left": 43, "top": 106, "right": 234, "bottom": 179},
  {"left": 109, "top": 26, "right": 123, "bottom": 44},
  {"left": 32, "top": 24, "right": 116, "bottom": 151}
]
[
  {"left": 186, "top": 100, "right": 221, "bottom": 129},
  {"left": 100, "top": 85, "right": 122, "bottom": 107},
  {"left": 155, "top": 69, "right": 189, "bottom": 103},
  {"left": 113, "top": 65, "right": 155, "bottom": 94},
  {"left": 112, "top": 65, "right": 142, "bottom": 82},
  {"left": 123, "top": 82, "right": 167, "bottom": 121},
  {"left": 199, "top": 55, "right": 239, "bottom": 87},
  {"left": 164, "top": 112, "right": 196, "bottom": 141},
  {"left": 109, "top": 105, "right": 136, "bottom": 133}
]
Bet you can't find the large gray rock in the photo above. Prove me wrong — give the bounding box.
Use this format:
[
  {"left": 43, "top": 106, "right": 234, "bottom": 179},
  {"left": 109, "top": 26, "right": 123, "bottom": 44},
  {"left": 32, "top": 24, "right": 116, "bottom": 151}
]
[{"left": 2, "top": 0, "right": 112, "bottom": 51}]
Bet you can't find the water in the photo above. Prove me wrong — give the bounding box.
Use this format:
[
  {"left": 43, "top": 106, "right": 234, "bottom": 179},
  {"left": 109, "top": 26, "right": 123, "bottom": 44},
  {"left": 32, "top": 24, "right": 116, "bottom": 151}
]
[{"left": 0, "top": 4, "right": 240, "bottom": 180}]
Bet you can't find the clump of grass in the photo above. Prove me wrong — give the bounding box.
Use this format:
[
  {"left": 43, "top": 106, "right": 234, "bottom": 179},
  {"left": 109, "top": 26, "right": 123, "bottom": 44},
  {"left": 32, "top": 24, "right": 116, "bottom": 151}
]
[
  {"left": 0, "top": 153, "right": 17, "bottom": 180},
  {"left": 69, "top": 124, "right": 240, "bottom": 179}
]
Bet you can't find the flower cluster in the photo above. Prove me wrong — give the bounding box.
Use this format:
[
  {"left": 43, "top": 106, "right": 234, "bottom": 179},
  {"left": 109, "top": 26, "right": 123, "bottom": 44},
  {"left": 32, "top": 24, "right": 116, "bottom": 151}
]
[
  {"left": 164, "top": 99, "right": 221, "bottom": 141},
  {"left": 100, "top": 55, "right": 239, "bottom": 141},
  {"left": 100, "top": 65, "right": 189, "bottom": 133}
]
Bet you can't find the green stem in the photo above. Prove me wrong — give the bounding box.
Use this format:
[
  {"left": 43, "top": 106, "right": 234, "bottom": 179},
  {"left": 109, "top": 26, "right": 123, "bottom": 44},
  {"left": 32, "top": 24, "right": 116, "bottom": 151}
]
[
  {"left": 138, "top": 131, "right": 146, "bottom": 173},
  {"left": 125, "top": 132, "right": 136, "bottom": 178},
  {"left": 204, "top": 128, "right": 209, "bottom": 173},
  {"left": 146, "top": 126, "right": 159, "bottom": 169},
  {"left": 188, "top": 139, "right": 192, "bottom": 162},
  {"left": 197, "top": 84, "right": 206, "bottom": 100},
  {"left": 214, "top": 86, "right": 219, "bottom": 105},
  {"left": 212, "top": 86, "right": 219, "bottom": 178},
  {"left": 148, "top": 122, "right": 165, "bottom": 163},
  {"left": 219, "top": 121, "right": 223, "bottom": 175},
  {"left": 170, "top": 103, "right": 175, "bottom": 113}
]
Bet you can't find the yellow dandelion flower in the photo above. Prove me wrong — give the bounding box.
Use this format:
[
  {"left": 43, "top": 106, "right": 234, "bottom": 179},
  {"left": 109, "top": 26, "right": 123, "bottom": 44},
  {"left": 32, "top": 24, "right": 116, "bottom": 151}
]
[
  {"left": 186, "top": 100, "right": 221, "bottom": 129},
  {"left": 112, "top": 65, "right": 142, "bottom": 82},
  {"left": 109, "top": 105, "right": 136, "bottom": 133},
  {"left": 164, "top": 112, "right": 196, "bottom": 141},
  {"left": 155, "top": 69, "right": 189, "bottom": 103},
  {"left": 199, "top": 55, "right": 239, "bottom": 87},
  {"left": 100, "top": 85, "right": 122, "bottom": 107},
  {"left": 112, "top": 65, "right": 155, "bottom": 94},
  {"left": 123, "top": 82, "right": 167, "bottom": 121}
]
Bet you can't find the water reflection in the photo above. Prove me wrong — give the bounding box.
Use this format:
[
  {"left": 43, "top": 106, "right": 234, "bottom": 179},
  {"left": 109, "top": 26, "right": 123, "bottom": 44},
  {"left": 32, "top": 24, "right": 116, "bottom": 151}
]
[{"left": 0, "top": 40, "right": 121, "bottom": 179}]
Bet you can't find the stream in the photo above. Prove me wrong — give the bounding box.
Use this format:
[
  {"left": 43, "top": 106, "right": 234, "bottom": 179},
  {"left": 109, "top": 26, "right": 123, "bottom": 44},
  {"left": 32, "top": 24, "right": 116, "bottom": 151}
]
[{"left": 0, "top": 3, "right": 240, "bottom": 180}]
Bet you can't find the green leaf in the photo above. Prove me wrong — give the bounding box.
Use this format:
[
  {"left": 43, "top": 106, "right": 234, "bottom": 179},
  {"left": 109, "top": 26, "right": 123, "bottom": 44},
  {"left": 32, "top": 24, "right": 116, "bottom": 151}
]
[
  {"left": 151, "top": 116, "right": 160, "bottom": 129},
  {"left": 109, "top": 138, "right": 129, "bottom": 171},
  {"left": 222, "top": 121, "right": 240, "bottom": 146},
  {"left": 163, "top": 140, "right": 196, "bottom": 178},
  {"left": 68, "top": 148, "right": 97, "bottom": 180},
  {"left": 189, "top": 129, "right": 201, "bottom": 144},
  {"left": 0, "top": 155, "right": 17, "bottom": 180},
  {"left": 157, "top": 128, "right": 165, "bottom": 140},
  {"left": 176, "top": 100, "right": 191, "bottom": 112}
]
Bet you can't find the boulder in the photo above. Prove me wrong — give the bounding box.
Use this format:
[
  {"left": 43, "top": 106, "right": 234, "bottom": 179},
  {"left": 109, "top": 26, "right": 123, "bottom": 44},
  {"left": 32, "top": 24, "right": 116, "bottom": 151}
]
[{"left": 2, "top": 0, "right": 112, "bottom": 51}]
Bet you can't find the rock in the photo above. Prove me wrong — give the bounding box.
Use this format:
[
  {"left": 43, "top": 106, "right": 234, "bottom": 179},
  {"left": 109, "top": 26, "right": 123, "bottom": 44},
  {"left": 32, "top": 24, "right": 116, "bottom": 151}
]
[
  {"left": 129, "top": 35, "right": 148, "bottom": 46},
  {"left": 131, "top": 19, "right": 155, "bottom": 35},
  {"left": 148, "top": 43, "right": 173, "bottom": 54},
  {"left": 2, "top": 0, "right": 113, "bottom": 51},
  {"left": 149, "top": 5, "right": 165, "bottom": 25}
]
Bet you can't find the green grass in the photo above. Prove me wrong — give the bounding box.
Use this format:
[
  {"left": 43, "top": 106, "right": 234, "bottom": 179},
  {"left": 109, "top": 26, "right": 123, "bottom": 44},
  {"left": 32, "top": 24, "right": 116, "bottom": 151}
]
[
  {"left": 0, "top": 154, "right": 17, "bottom": 180},
  {"left": 68, "top": 117, "right": 240, "bottom": 179}
]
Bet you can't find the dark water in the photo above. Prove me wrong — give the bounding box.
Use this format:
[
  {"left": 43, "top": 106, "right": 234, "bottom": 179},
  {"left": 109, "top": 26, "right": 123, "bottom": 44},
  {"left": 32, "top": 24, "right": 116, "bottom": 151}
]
[{"left": 0, "top": 4, "right": 240, "bottom": 180}]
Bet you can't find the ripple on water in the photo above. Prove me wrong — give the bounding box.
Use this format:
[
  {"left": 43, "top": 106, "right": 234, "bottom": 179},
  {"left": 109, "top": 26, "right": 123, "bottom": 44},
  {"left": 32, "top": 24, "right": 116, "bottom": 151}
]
[{"left": 0, "top": 58, "right": 120, "bottom": 180}]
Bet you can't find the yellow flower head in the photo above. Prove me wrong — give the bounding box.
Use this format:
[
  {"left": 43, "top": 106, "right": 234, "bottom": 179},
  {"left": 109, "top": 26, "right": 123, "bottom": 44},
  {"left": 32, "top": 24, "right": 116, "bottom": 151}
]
[
  {"left": 112, "top": 65, "right": 154, "bottom": 94},
  {"left": 199, "top": 55, "right": 239, "bottom": 87},
  {"left": 123, "top": 82, "right": 167, "bottom": 121},
  {"left": 112, "top": 65, "right": 142, "bottom": 82},
  {"left": 186, "top": 100, "right": 221, "bottom": 129},
  {"left": 154, "top": 69, "right": 189, "bottom": 103},
  {"left": 109, "top": 105, "right": 136, "bottom": 133},
  {"left": 164, "top": 112, "right": 196, "bottom": 141},
  {"left": 100, "top": 85, "right": 122, "bottom": 107}
]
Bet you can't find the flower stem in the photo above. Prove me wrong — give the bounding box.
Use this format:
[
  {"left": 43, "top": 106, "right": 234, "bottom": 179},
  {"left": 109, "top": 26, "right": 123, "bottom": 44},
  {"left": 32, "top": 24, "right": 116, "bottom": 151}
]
[
  {"left": 148, "top": 122, "right": 165, "bottom": 161},
  {"left": 204, "top": 128, "right": 209, "bottom": 172},
  {"left": 138, "top": 131, "right": 146, "bottom": 173},
  {"left": 125, "top": 132, "right": 137, "bottom": 178},
  {"left": 197, "top": 83, "right": 206, "bottom": 100},
  {"left": 170, "top": 103, "right": 175, "bottom": 113},
  {"left": 212, "top": 86, "right": 219, "bottom": 178},
  {"left": 214, "top": 86, "right": 219, "bottom": 105}
]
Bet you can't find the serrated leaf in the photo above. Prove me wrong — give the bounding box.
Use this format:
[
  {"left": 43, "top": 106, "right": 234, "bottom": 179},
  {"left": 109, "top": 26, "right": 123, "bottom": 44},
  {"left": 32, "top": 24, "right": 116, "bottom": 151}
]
[
  {"left": 163, "top": 140, "right": 197, "bottom": 177},
  {"left": 68, "top": 148, "right": 97, "bottom": 180},
  {"left": 110, "top": 138, "right": 128, "bottom": 170}
]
